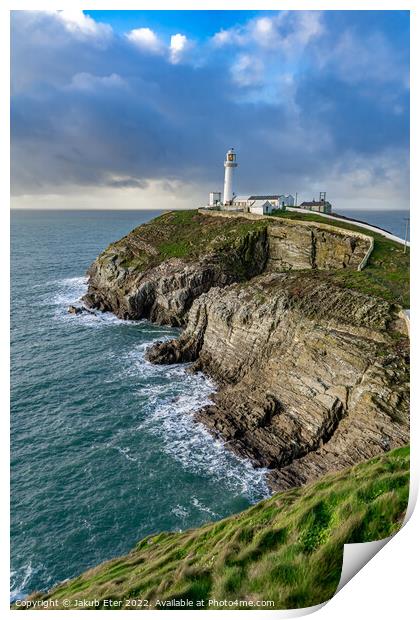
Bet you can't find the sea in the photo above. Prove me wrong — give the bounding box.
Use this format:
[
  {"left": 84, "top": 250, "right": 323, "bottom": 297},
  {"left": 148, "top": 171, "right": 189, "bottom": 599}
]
[
  {"left": 334, "top": 208, "right": 410, "bottom": 241},
  {"left": 10, "top": 208, "right": 409, "bottom": 601}
]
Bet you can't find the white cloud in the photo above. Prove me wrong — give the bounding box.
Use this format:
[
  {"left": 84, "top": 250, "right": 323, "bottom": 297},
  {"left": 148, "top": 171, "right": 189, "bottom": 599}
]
[
  {"left": 316, "top": 30, "right": 408, "bottom": 86},
  {"left": 254, "top": 17, "right": 274, "bottom": 36},
  {"left": 211, "top": 11, "right": 325, "bottom": 94},
  {"left": 169, "top": 33, "right": 189, "bottom": 64},
  {"left": 289, "top": 11, "right": 324, "bottom": 48},
  {"left": 55, "top": 10, "right": 112, "bottom": 40},
  {"left": 212, "top": 27, "right": 244, "bottom": 47},
  {"left": 126, "top": 27, "right": 164, "bottom": 54},
  {"left": 212, "top": 10, "right": 324, "bottom": 53},
  {"left": 212, "top": 29, "right": 230, "bottom": 46}
]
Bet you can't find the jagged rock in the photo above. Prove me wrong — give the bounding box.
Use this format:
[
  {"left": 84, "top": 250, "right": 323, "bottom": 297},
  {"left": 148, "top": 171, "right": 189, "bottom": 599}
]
[
  {"left": 146, "top": 272, "right": 409, "bottom": 491},
  {"left": 67, "top": 305, "right": 83, "bottom": 315}
]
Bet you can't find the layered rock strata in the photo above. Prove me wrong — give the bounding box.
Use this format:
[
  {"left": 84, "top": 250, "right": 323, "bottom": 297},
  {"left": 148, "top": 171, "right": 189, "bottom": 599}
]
[{"left": 146, "top": 272, "right": 409, "bottom": 490}]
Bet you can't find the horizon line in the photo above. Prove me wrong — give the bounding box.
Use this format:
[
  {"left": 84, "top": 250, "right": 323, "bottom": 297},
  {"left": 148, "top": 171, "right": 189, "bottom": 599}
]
[{"left": 10, "top": 206, "right": 411, "bottom": 212}]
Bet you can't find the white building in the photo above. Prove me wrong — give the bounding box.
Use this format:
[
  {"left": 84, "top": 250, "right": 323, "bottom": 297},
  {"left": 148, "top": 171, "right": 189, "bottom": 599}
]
[
  {"left": 208, "top": 191, "right": 221, "bottom": 207},
  {"left": 248, "top": 200, "right": 274, "bottom": 215},
  {"left": 300, "top": 200, "right": 332, "bottom": 214},
  {"left": 231, "top": 195, "right": 294, "bottom": 214}
]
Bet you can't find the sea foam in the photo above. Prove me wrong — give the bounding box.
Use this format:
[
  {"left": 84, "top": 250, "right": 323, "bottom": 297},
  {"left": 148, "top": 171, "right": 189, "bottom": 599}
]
[
  {"left": 49, "top": 276, "right": 136, "bottom": 327},
  {"left": 125, "top": 343, "right": 270, "bottom": 503}
]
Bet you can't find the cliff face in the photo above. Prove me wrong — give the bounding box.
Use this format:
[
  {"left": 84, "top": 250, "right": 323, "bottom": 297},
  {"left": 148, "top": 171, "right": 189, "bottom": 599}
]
[
  {"left": 200, "top": 211, "right": 371, "bottom": 272},
  {"left": 83, "top": 211, "right": 371, "bottom": 325},
  {"left": 267, "top": 222, "right": 368, "bottom": 271},
  {"left": 147, "top": 272, "right": 409, "bottom": 490}
]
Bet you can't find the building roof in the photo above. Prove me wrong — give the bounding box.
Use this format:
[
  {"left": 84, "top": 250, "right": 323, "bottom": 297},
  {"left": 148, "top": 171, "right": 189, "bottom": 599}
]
[
  {"left": 232, "top": 194, "right": 293, "bottom": 203},
  {"left": 248, "top": 195, "right": 281, "bottom": 200},
  {"left": 232, "top": 195, "right": 250, "bottom": 202},
  {"left": 250, "top": 199, "right": 273, "bottom": 207}
]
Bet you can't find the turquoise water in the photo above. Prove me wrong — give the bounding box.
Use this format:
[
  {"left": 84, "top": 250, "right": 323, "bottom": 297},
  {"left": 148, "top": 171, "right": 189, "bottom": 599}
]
[{"left": 10, "top": 210, "right": 269, "bottom": 601}]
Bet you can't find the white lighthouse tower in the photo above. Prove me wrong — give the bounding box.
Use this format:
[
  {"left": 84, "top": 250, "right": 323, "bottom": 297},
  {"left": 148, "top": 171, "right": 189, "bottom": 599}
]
[{"left": 223, "top": 148, "right": 238, "bottom": 205}]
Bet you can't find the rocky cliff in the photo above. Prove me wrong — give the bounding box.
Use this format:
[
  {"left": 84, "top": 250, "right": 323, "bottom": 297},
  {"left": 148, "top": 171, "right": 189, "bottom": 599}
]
[
  {"left": 83, "top": 211, "right": 268, "bottom": 325},
  {"left": 83, "top": 210, "right": 371, "bottom": 325},
  {"left": 147, "top": 271, "right": 409, "bottom": 490},
  {"left": 83, "top": 209, "right": 409, "bottom": 490}
]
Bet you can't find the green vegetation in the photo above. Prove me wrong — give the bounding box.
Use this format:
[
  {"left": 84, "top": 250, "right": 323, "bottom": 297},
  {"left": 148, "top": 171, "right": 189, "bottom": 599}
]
[
  {"left": 103, "top": 210, "right": 267, "bottom": 278},
  {"left": 27, "top": 446, "right": 409, "bottom": 610},
  {"left": 270, "top": 210, "right": 410, "bottom": 307}
]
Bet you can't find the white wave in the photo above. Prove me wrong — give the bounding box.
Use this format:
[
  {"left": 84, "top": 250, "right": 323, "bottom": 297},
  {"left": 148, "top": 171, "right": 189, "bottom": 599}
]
[
  {"left": 10, "top": 562, "right": 39, "bottom": 602},
  {"left": 191, "top": 498, "right": 220, "bottom": 518},
  {"left": 122, "top": 341, "right": 183, "bottom": 382},
  {"left": 50, "top": 276, "right": 269, "bottom": 502},
  {"left": 49, "top": 276, "right": 88, "bottom": 307},
  {"left": 171, "top": 505, "right": 190, "bottom": 519},
  {"left": 137, "top": 328, "right": 178, "bottom": 335},
  {"left": 48, "top": 276, "right": 139, "bottom": 328},
  {"left": 113, "top": 446, "right": 137, "bottom": 462},
  {"left": 125, "top": 346, "right": 270, "bottom": 503}
]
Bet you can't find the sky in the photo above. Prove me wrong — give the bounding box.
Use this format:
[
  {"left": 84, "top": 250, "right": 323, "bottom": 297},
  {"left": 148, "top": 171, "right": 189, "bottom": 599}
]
[{"left": 10, "top": 10, "right": 409, "bottom": 210}]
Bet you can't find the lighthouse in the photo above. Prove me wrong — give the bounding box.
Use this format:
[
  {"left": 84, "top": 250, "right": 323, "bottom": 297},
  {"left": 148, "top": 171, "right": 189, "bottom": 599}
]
[{"left": 223, "top": 148, "right": 238, "bottom": 205}]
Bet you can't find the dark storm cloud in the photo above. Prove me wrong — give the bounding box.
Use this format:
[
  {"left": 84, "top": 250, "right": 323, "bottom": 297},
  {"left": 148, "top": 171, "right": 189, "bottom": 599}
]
[
  {"left": 107, "top": 178, "right": 149, "bottom": 189},
  {"left": 11, "top": 10, "right": 409, "bottom": 207}
]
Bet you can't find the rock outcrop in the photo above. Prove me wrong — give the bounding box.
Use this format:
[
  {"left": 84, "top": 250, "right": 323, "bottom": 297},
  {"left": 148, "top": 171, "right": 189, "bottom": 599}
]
[
  {"left": 83, "top": 212, "right": 268, "bottom": 325},
  {"left": 146, "top": 272, "right": 409, "bottom": 491},
  {"left": 83, "top": 210, "right": 371, "bottom": 326},
  {"left": 199, "top": 210, "right": 371, "bottom": 272},
  {"left": 266, "top": 221, "right": 369, "bottom": 271}
]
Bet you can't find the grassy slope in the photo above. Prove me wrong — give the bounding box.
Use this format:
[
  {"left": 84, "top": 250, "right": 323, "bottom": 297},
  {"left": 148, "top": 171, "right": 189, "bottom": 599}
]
[
  {"left": 101, "top": 210, "right": 267, "bottom": 274},
  {"left": 30, "top": 446, "right": 409, "bottom": 610},
  {"left": 270, "top": 210, "right": 410, "bottom": 308}
]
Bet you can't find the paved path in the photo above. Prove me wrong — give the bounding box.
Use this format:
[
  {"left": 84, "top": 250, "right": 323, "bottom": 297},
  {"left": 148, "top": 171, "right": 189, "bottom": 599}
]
[{"left": 286, "top": 207, "right": 410, "bottom": 247}]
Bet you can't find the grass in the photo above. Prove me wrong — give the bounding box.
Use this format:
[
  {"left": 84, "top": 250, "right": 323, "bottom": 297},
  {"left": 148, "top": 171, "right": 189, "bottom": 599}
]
[
  {"left": 269, "top": 210, "right": 410, "bottom": 307},
  {"left": 102, "top": 210, "right": 268, "bottom": 279},
  {"left": 26, "top": 446, "right": 409, "bottom": 610}
]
